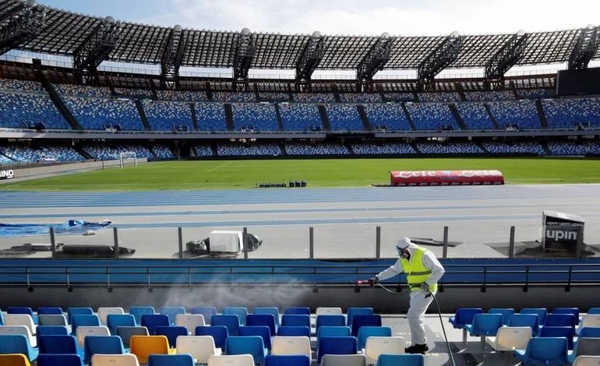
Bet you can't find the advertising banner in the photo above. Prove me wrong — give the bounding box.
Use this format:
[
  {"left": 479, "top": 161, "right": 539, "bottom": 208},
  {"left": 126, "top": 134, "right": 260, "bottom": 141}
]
[{"left": 390, "top": 170, "right": 504, "bottom": 186}]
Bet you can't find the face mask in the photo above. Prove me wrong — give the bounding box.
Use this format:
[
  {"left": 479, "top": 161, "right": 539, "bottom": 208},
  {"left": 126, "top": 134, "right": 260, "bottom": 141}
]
[{"left": 398, "top": 247, "right": 410, "bottom": 259}]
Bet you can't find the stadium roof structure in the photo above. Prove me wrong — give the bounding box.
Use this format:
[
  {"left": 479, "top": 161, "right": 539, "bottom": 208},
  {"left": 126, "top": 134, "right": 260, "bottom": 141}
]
[{"left": 1, "top": 0, "right": 599, "bottom": 86}]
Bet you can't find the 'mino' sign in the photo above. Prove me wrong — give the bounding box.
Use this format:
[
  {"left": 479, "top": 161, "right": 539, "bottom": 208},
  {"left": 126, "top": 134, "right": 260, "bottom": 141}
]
[
  {"left": 542, "top": 210, "right": 585, "bottom": 251},
  {"left": 0, "top": 169, "right": 14, "bottom": 180}
]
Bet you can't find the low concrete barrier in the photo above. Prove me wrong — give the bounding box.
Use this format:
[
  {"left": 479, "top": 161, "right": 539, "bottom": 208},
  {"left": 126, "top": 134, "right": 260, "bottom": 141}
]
[{"left": 0, "top": 159, "right": 148, "bottom": 183}]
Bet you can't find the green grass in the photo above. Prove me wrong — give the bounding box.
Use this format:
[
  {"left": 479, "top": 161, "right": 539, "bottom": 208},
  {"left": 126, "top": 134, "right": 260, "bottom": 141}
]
[{"left": 2, "top": 157, "right": 600, "bottom": 191}]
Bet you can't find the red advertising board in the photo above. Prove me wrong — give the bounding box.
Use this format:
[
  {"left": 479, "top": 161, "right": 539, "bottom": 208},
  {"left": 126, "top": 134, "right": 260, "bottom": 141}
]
[{"left": 390, "top": 170, "right": 504, "bottom": 186}]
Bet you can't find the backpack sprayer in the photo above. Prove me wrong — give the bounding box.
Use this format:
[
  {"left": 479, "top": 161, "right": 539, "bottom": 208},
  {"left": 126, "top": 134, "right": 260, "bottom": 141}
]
[{"left": 355, "top": 279, "right": 456, "bottom": 366}]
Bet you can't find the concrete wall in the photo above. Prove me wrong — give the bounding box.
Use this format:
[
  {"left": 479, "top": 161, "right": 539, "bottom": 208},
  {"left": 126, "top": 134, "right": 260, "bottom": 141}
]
[
  {"left": 1, "top": 283, "right": 596, "bottom": 313},
  {"left": 1, "top": 159, "right": 148, "bottom": 182}
]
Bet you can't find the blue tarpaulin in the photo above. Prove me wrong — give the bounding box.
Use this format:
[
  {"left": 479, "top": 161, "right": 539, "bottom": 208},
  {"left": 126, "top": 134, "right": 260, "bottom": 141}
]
[{"left": 0, "top": 219, "right": 112, "bottom": 237}]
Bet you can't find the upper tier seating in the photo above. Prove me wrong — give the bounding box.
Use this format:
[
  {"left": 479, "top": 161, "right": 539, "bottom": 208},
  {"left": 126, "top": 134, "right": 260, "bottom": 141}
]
[
  {"left": 0, "top": 91, "right": 70, "bottom": 130},
  {"left": 363, "top": 104, "right": 412, "bottom": 131},
  {"left": 488, "top": 100, "right": 541, "bottom": 130},
  {"left": 326, "top": 104, "right": 365, "bottom": 131},
  {"left": 455, "top": 102, "right": 497, "bottom": 130},
  {"left": 278, "top": 103, "right": 322, "bottom": 132},
  {"left": 142, "top": 100, "right": 193, "bottom": 131},
  {"left": 195, "top": 103, "right": 227, "bottom": 131},
  {"left": 542, "top": 98, "right": 600, "bottom": 129},
  {"left": 231, "top": 103, "right": 279, "bottom": 132},
  {"left": 405, "top": 103, "right": 459, "bottom": 131},
  {"left": 63, "top": 97, "right": 144, "bottom": 131}
]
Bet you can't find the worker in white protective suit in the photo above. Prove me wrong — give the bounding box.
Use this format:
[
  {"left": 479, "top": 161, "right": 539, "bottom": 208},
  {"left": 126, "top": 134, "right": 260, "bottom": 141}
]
[{"left": 368, "top": 237, "right": 445, "bottom": 354}]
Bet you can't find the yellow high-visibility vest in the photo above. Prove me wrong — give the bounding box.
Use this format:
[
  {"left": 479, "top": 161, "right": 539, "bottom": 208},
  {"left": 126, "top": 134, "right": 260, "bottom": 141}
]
[{"left": 400, "top": 247, "right": 438, "bottom": 292}]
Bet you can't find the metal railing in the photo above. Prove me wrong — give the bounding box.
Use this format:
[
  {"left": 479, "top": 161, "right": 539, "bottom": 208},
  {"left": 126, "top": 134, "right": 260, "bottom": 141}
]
[{"left": 3, "top": 260, "right": 600, "bottom": 291}]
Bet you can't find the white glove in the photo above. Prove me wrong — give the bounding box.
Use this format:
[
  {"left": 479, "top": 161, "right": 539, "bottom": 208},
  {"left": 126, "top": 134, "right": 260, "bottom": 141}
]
[{"left": 420, "top": 283, "right": 430, "bottom": 291}]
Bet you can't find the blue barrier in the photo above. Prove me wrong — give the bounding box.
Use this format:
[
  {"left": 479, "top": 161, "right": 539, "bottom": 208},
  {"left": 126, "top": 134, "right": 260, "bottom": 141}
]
[{"left": 1, "top": 258, "right": 600, "bottom": 289}]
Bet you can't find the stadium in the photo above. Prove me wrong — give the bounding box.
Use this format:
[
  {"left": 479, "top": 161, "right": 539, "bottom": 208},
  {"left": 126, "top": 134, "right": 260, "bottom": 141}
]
[{"left": 1, "top": 0, "right": 600, "bottom": 365}]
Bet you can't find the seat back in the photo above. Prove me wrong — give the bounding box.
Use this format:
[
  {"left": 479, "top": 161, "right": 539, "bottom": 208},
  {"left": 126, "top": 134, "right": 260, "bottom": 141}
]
[
  {"left": 467, "top": 313, "right": 503, "bottom": 336},
  {"left": 36, "top": 325, "right": 69, "bottom": 347},
  {"left": 211, "top": 315, "right": 240, "bottom": 336},
  {"left": 540, "top": 326, "right": 574, "bottom": 349},
  {"left": 253, "top": 307, "right": 280, "bottom": 327},
  {"left": 277, "top": 326, "right": 310, "bottom": 337},
  {"left": 91, "top": 354, "right": 140, "bottom": 366},
  {"left": 128, "top": 306, "right": 155, "bottom": 326},
  {"left": 116, "top": 326, "right": 149, "bottom": 349},
  {"left": 107, "top": 314, "right": 136, "bottom": 335},
  {"left": 155, "top": 325, "right": 188, "bottom": 348},
  {"left": 271, "top": 336, "right": 311, "bottom": 356},
  {"left": 523, "top": 337, "right": 569, "bottom": 366},
  {"left": 0, "top": 326, "right": 34, "bottom": 344},
  {"left": 264, "top": 354, "right": 310, "bottom": 366},
  {"left": 552, "top": 307, "right": 580, "bottom": 325},
  {"left": 0, "top": 334, "right": 38, "bottom": 362},
  {"left": 195, "top": 325, "right": 230, "bottom": 349},
  {"left": 141, "top": 314, "right": 170, "bottom": 335},
  {"left": 37, "top": 307, "right": 63, "bottom": 315},
  {"left": 225, "top": 335, "right": 267, "bottom": 365},
  {"left": 281, "top": 314, "right": 310, "bottom": 327},
  {"left": 147, "top": 354, "right": 195, "bottom": 366},
  {"left": 66, "top": 307, "right": 94, "bottom": 325},
  {"left": 317, "top": 326, "right": 351, "bottom": 343},
  {"left": 316, "top": 315, "right": 346, "bottom": 331},
  {"left": 364, "top": 336, "right": 405, "bottom": 365},
  {"left": 283, "top": 307, "right": 311, "bottom": 315},
  {"left": 159, "top": 306, "right": 186, "bottom": 326},
  {"left": 191, "top": 307, "right": 217, "bottom": 324},
  {"left": 357, "top": 326, "right": 392, "bottom": 350},
  {"left": 0, "top": 353, "right": 32, "bottom": 366},
  {"left": 222, "top": 307, "right": 248, "bottom": 326},
  {"left": 581, "top": 315, "right": 600, "bottom": 330},
  {"left": 351, "top": 315, "right": 382, "bottom": 337},
  {"left": 316, "top": 307, "right": 343, "bottom": 316},
  {"left": 320, "top": 354, "right": 367, "bottom": 366},
  {"left": 239, "top": 326, "right": 272, "bottom": 350},
  {"left": 97, "top": 307, "right": 125, "bottom": 325},
  {"left": 317, "top": 336, "right": 358, "bottom": 363},
  {"left": 207, "top": 354, "right": 255, "bottom": 366},
  {"left": 76, "top": 325, "right": 110, "bottom": 348},
  {"left": 36, "top": 354, "right": 85, "bottom": 366},
  {"left": 175, "top": 314, "right": 205, "bottom": 334},
  {"left": 129, "top": 335, "right": 170, "bottom": 364},
  {"left": 376, "top": 354, "right": 424, "bottom": 366},
  {"left": 588, "top": 309, "right": 600, "bottom": 315},
  {"left": 176, "top": 335, "right": 220, "bottom": 364},
  {"left": 449, "top": 308, "right": 482, "bottom": 328},
  {"left": 488, "top": 308, "right": 515, "bottom": 325},
  {"left": 573, "top": 356, "right": 600, "bottom": 366},
  {"left": 83, "top": 335, "right": 126, "bottom": 364},
  {"left": 38, "top": 334, "right": 79, "bottom": 354},
  {"left": 346, "top": 307, "right": 374, "bottom": 328},
  {"left": 71, "top": 314, "right": 101, "bottom": 335},
  {"left": 38, "top": 314, "right": 68, "bottom": 326},
  {"left": 581, "top": 328, "right": 600, "bottom": 339},
  {"left": 4, "top": 314, "right": 36, "bottom": 336},
  {"left": 507, "top": 314, "right": 540, "bottom": 335},
  {"left": 487, "top": 326, "right": 532, "bottom": 351},
  {"left": 246, "top": 314, "right": 276, "bottom": 335},
  {"left": 520, "top": 308, "right": 548, "bottom": 325},
  {"left": 574, "top": 338, "right": 600, "bottom": 358},
  {"left": 7, "top": 308, "right": 36, "bottom": 323}
]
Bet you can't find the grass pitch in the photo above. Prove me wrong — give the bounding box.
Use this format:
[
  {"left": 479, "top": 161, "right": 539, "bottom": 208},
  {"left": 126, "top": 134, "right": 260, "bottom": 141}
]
[{"left": 1, "top": 157, "right": 600, "bottom": 191}]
